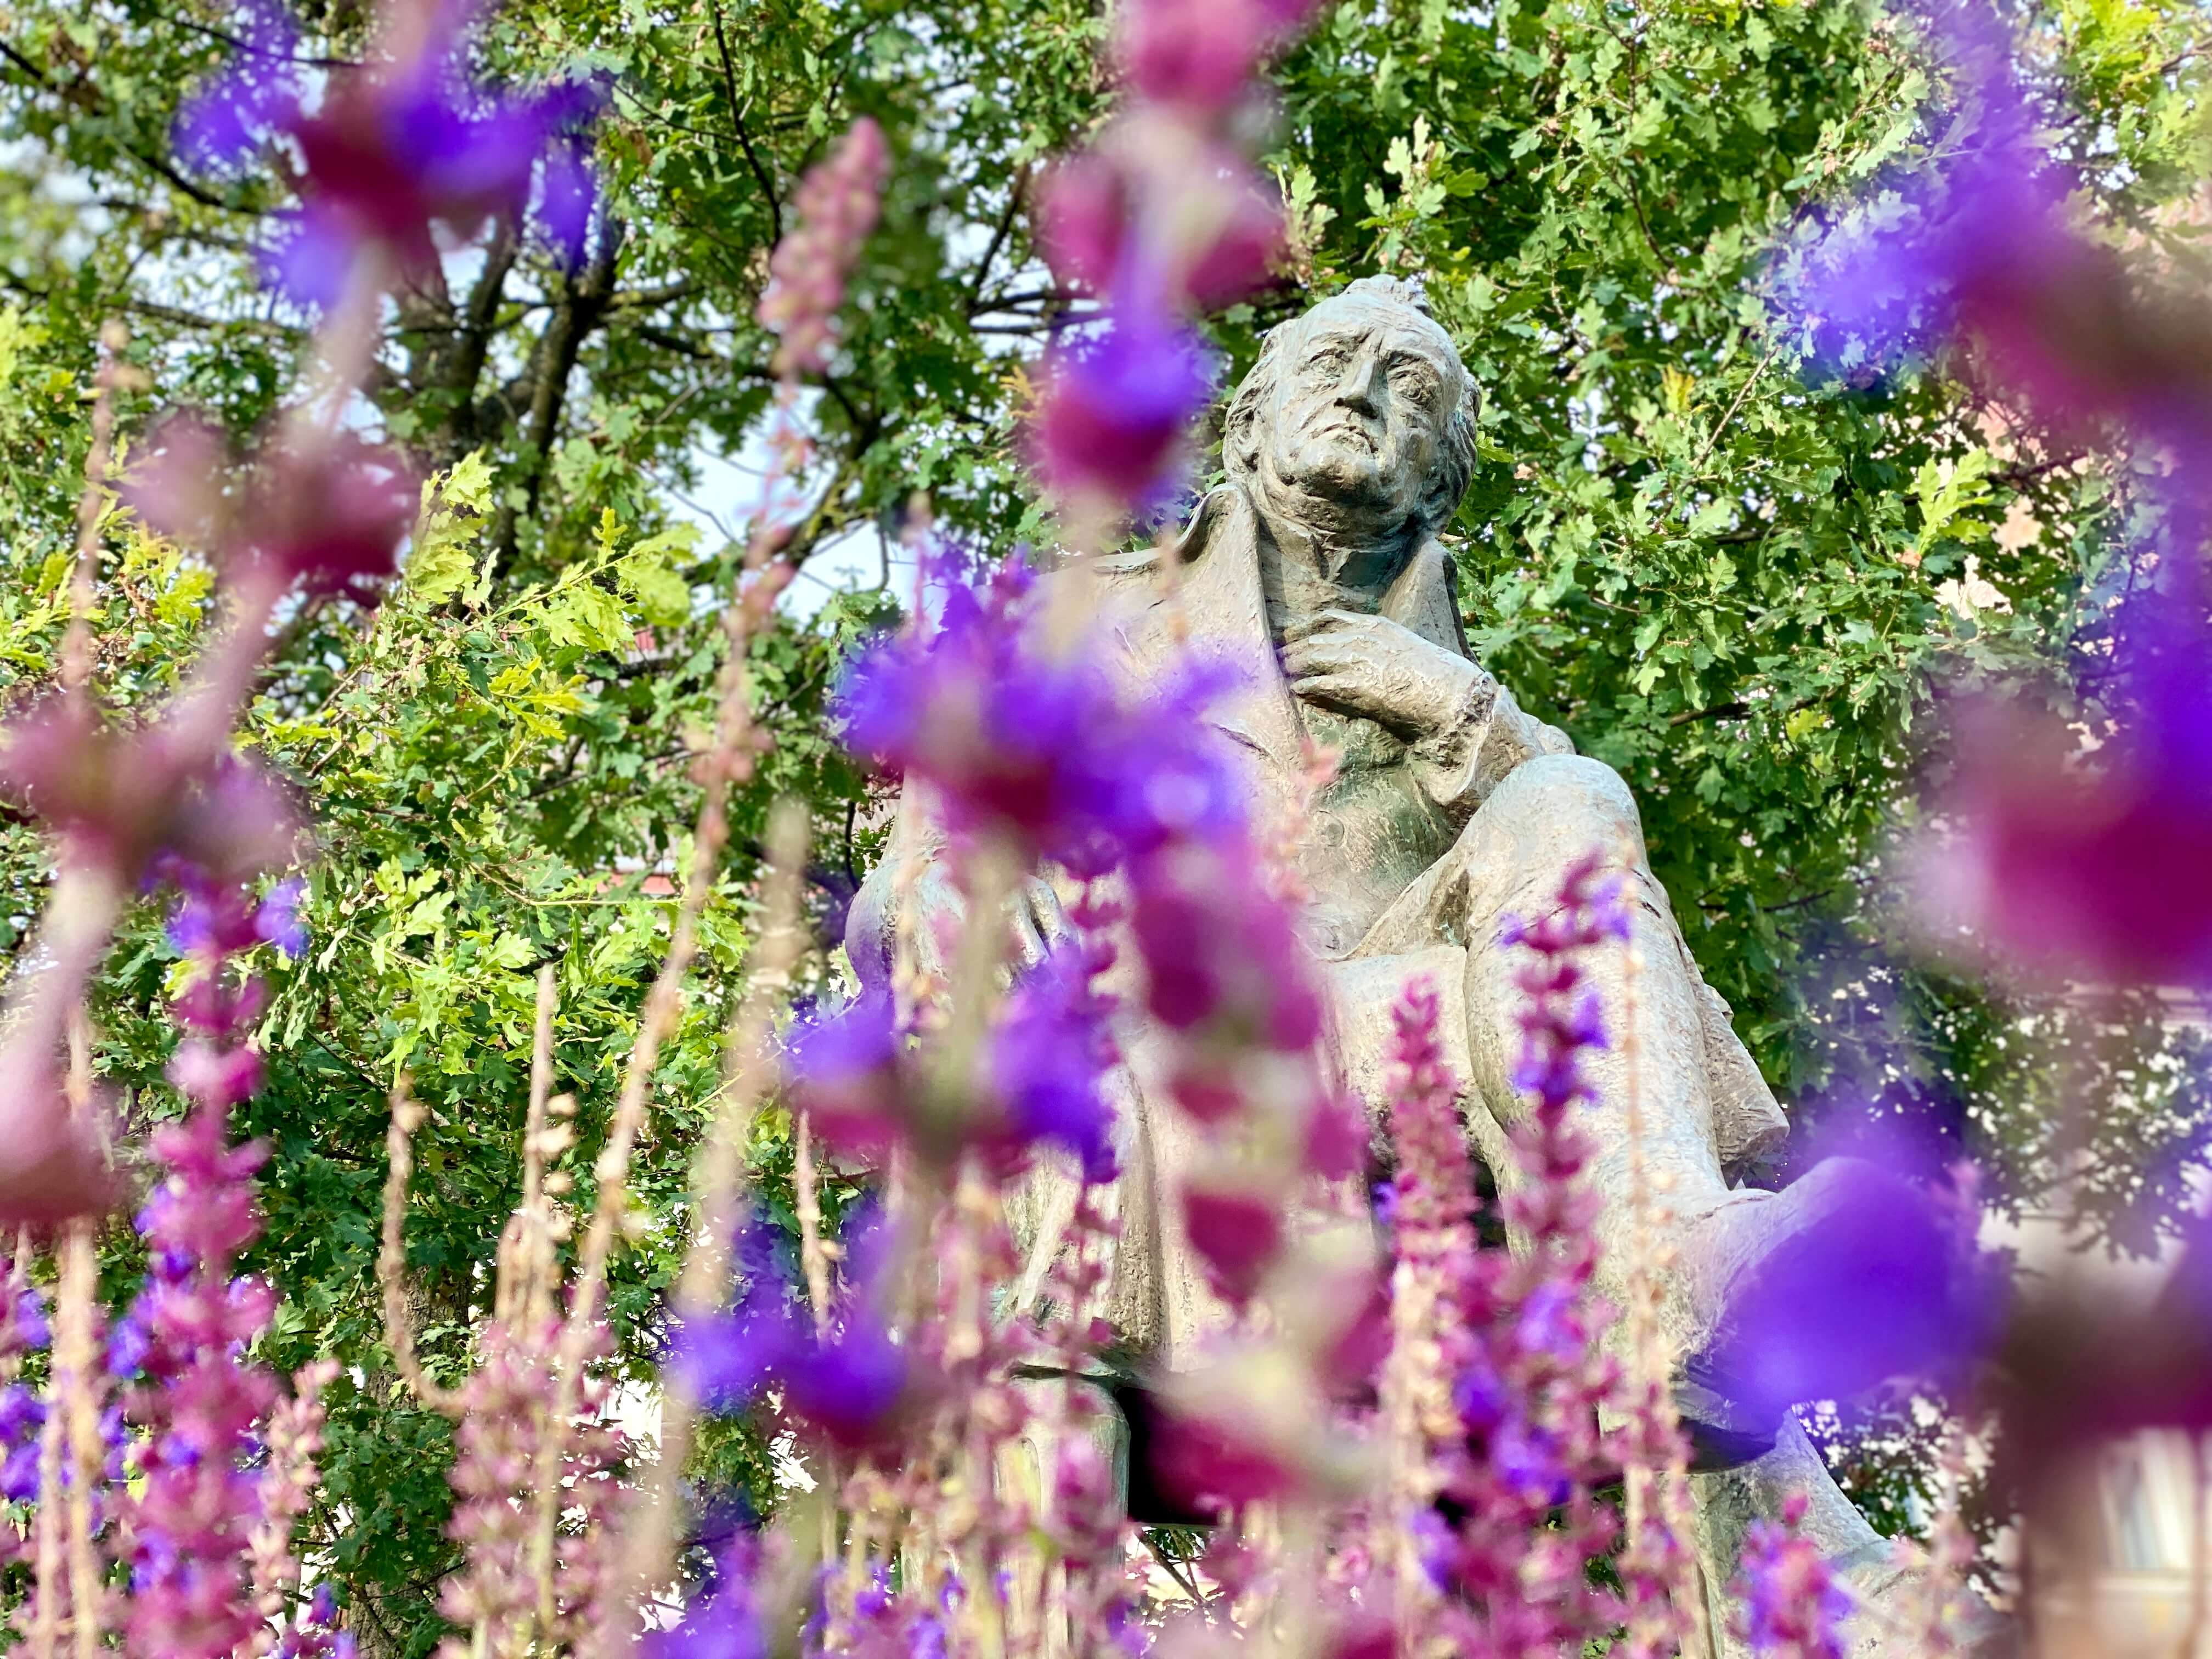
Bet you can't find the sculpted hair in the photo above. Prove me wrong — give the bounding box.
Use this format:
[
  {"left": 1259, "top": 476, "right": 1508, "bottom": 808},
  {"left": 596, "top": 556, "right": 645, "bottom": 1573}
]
[{"left": 1222, "top": 274, "right": 1480, "bottom": 540}]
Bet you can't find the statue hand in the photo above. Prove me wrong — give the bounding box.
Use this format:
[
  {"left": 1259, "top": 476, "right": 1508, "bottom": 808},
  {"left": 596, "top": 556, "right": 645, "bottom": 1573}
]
[
  {"left": 1281, "top": 607, "right": 1483, "bottom": 741},
  {"left": 906, "top": 869, "right": 1074, "bottom": 984}
]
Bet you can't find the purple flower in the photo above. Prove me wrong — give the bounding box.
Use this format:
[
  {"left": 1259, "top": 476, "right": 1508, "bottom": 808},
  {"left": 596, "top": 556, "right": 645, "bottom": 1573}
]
[
  {"left": 13, "top": 1286, "right": 49, "bottom": 1352},
  {"left": 173, "top": 1, "right": 603, "bottom": 301},
  {"left": 1029, "top": 304, "right": 1214, "bottom": 512},
  {"left": 1735, "top": 1493, "right": 1853, "bottom": 1658},
  {"left": 838, "top": 561, "right": 1244, "bottom": 870},
  {"left": 988, "top": 949, "right": 1117, "bottom": 1181},
  {"left": 1776, "top": 0, "right": 2212, "bottom": 492},
  {"left": 1039, "top": 127, "right": 1285, "bottom": 314},
  {"left": 1178, "top": 1178, "right": 1284, "bottom": 1305},
  {"left": 648, "top": 1525, "right": 768, "bottom": 1659},
  {"left": 785, "top": 991, "right": 904, "bottom": 1158},
  {"left": 254, "top": 878, "right": 308, "bottom": 958},
  {"left": 780, "top": 1319, "right": 911, "bottom": 1455},
  {"left": 1, "top": 1438, "right": 40, "bottom": 1503},
  {"left": 1491, "top": 1416, "right": 1570, "bottom": 1508},
  {"left": 1698, "top": 1140, "right": 2004, "bottom": 1434},
  {"left": 173, "top": 0, "right": 303, "bottom": 171},
  {"left": 1114, "top": 0, "right": 1324, "bottom": 115},
  {"left": 1912, "top": 591, "right": 2212, "bottom": 988},
  {"left": 128, "top": 419, "right": 417, "bottom": 603},
  {"left": 673, "top": 1297, "right": 798, "bottom": 1415}
]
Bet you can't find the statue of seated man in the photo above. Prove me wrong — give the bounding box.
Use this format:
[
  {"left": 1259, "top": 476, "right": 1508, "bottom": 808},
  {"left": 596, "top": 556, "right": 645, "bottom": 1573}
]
[{"left": 848, "top": 275, "right": 1972, "bottom": 1651}]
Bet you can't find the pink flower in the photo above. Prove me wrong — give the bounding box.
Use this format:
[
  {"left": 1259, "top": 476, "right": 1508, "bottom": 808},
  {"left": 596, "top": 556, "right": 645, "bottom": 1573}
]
[
  {"left": 1180, "top": 1178, "right": 1284, "bottom": 1305},
  {"left": 758, "top": 118, "right": 890, "bottom": 379},
  {"left": 1029, "top": 304, "right": 1214, "bottom": 510},
  {"left": 1040, "top": 143, "right": 1284, "bottom": 314},
  {"left": 1115, "top": 0, "right": 1324, "bottom": 115},
  {"left": 129, "top": 419, "right": 417, "bottom": 602}
]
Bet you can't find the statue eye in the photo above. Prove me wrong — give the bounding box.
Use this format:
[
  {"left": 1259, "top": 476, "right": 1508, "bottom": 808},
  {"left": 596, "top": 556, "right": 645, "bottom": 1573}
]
[
  {"left": 1307, "top": 345, "right": 1351, "bottom": 375},
  {"left": 1391, "top": 360, "right": 1439, "bottom": 399}
]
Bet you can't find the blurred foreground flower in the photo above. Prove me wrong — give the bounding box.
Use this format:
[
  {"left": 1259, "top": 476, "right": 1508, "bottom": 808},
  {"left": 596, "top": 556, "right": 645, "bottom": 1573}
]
[
  {"left": 1024, "top": 0, "right": 1326, "bottom": 523},
  {"left": 758, "top": 118, "right": 890, "bottom": 379},
  {"left": 1912, "top": 597, "right": 2212, "bottom": 988},
  {"left": 1782, "top": 0, "right": 2212, "bottom": 990},
  {"left": 1734, "top": 1493, "right": 1851, "bottom": 1659},
  {"left": 176, "top": 0, "right": 603, "bottom": 302},
  {"left": 127, "top": 417, "right": 417, "bottom": 603}
]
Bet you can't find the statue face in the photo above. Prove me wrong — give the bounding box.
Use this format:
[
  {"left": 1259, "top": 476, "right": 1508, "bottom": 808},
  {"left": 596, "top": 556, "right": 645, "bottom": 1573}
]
[{"left": 1249, "top": 295, "right": 1463, "bottom": 532}]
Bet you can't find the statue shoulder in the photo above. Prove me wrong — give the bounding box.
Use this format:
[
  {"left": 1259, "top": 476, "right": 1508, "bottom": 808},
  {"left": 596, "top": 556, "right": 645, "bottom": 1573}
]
[{"left": 1086, "top": 486, "right": 1252, "bottom": 585}]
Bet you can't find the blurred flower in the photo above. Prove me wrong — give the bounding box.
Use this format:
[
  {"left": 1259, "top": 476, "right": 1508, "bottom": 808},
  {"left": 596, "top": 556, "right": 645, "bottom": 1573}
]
[
  {"left": 646, "top": 1522, "right": 767, "bottom": 1659},
  {"left": 778, "top": 1321, "right": 912, "bottom": 1453},
  {"left": 1734, "top": 1493, "right": 1852, "bottom": 1659},
  {"left": 1776, "top": 0, "right": 2212, "bottom": 498},
  {"left": 1030, "top": 304, "right": 1214, "bottom": 513},
  {"left": 172, "top": 0, "right": 302, "bottom": 174},
  {"left": 1039, "top": 125, "right": 1285, "bottom": 314},
  {"left": 1912, "top": 592, "right": 2212, "bottom": 988},
  {"left": 0, "top": 703, "right": 302, "bottom": 884},
  {"left": 1695, "top": 1125, "right": 2006, "bottom": 1438},
  {"left": 1115, "top": 0, "right": 1325, "bottom": 116},
  {"left": 758, "top": 118, "right": 890, "bottom": 380},
  {"left": 1133, "top": 839, "right": 1321, "bottom": 1048},
  {"left": 0, "top": 1383, "right": 44, "bottom": 1502},
  {"left": 686, "top": 1209, "right": 920, "bottom": 1456},
  {"left": 838, "top": 561, "right": 1243, "bottom": 871},
  {"left": 1178, "top": 1177, "right": 1283, "bottom": 1306},
  {"left": 785, "top": 992, "right": 905, "bottom": 1159},
  {"left": 173, "top": 0, "right": 603, "bottom": 300},
  {"left": 988, "top": 948, "right": 1118, "bottom": 1181},
  {"left": 128, "top": 419, "right": 417, "bottom": 603}
]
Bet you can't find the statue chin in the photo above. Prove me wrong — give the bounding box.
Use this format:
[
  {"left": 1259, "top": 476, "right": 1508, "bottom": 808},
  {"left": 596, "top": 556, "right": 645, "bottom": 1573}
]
[{"left": 1265, "top": 443, "right": 1408, "bottom": 527}]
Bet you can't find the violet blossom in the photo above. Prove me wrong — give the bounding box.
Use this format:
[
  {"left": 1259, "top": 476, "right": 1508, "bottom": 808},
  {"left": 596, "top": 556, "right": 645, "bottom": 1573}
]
[
  {"left": 682, "top": 1207, "right": 921, "bottom": 1458},
  {"left": 1734, "top": 1493, "right": 1853, "bottom": 1659},
  {"left": 1029, "top": 306, "right": 1215, "bottom": 515},
  {"left": 1023, "top": 0, "right": 1328, "bottom": 518},
  {"left": 837, "top": 558, "right": 1243, "bottom": 874},
  {"left": 1778, "top": 0, "right": 2212, "bottom": 990},
  {"left": 126, "top": 417, "right": 418, "bottom": 605},
  {"left": 1405, "top": 854, "right": 1629, "bottom": 1651},
  {"left": 115, "top": 868, "right": 298, "bottom": 1659},
  {"left": 174, "top": 0, "right": 603, "bottom": 302}
]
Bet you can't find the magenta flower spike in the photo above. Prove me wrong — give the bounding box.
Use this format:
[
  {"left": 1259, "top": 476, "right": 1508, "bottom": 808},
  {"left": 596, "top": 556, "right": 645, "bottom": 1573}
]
[
  {"left": 757, "top": 117, "right": 892, "bottom": 380},
  {"left": 1735, "top": 1493, "right": 1853, "bottom": 1659},
  {"left": 1030, "top": 303, "right": 1214, "bottom": 515}
]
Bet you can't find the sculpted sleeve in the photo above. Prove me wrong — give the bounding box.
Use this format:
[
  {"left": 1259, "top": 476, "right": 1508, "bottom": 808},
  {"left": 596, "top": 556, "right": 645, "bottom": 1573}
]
[
  {"left": 843, "top": 777, "right": 952, "bottom": 988},
  {"left": 1407, "top": 672, "right": 1577, "bottom": 824},
  {"left": 1381, "top": 538, "right": 1576, "bottom": 822}
]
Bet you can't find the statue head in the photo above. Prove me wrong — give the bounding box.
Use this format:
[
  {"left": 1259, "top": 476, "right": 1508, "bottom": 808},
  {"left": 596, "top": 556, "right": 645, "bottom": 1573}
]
[{"left": 1223, "top": 275, "right": 1479, "bottom": 551}]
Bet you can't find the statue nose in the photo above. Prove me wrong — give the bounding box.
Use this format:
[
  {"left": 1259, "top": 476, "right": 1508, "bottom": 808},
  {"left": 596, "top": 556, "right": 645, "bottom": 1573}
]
[{"left": 1333, "top": 350, "right": 1384, "bottom": 414}]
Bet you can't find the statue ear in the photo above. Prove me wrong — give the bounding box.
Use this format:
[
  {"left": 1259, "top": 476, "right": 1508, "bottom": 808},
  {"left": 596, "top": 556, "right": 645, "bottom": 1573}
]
[{"left": 1221, "top": 332, "right": 1285, "bottom": 483}]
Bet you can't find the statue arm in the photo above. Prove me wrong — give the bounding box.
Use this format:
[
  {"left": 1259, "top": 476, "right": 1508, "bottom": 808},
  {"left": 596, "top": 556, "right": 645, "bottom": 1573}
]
[{"left": 1406, "top": 666, "right": 1576, "bottom": 824}]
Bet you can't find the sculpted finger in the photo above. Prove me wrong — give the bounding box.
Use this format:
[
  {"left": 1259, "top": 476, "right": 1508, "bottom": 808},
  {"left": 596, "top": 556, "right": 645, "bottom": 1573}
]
[
  {"left": 1007, "top": 901, "right": 1048, "bottom": 975},
  {"left": 1282, "top": 641, "right": 1348, "bottom": 679},
  {"left": 1289, "top": 672, "right": 1379, "bottom": 713},
  {"left": 1025, "top": 877, "right": 1075, "bottom": 952}
]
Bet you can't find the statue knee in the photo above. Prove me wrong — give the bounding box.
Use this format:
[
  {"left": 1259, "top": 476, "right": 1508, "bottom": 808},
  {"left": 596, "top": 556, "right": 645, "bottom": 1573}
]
[{"left": 1486, "top": 754, "right": 1648, "bottom": 869}]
